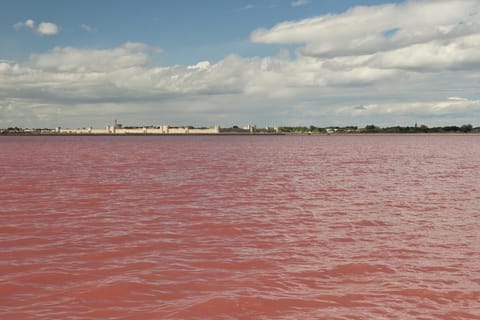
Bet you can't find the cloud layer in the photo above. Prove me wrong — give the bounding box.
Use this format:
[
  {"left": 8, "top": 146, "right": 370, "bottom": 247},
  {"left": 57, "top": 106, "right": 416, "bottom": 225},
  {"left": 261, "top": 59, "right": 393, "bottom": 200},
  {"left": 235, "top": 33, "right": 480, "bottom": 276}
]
[
  {"left": 2, "top": 0, "right": 480, "bottom": 128},
  {"left": 253, "top": 1, "right": 479, "bottom": 54}
]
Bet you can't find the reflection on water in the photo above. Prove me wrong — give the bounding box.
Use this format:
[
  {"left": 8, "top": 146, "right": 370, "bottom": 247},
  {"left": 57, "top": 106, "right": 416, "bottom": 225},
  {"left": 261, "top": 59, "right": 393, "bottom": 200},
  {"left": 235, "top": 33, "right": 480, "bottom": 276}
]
[{"left": 1, "top": 135, "right": 479, "bottom": 319}]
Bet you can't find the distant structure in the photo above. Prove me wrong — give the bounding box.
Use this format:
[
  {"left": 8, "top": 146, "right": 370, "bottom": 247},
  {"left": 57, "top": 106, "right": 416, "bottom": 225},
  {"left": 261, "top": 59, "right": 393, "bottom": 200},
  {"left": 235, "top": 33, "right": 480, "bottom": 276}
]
[
  {"left": 56, "top": 121, "right": 221, "bottom": 135},
  {"left": 266, "top": 126, "right": 280, "bottom": 133},
  {"left": 244, "top": 124, "right": 256, "bottom": 133},
  {"left": 106, "top": 119, "right": 123, "bottom": 134}
]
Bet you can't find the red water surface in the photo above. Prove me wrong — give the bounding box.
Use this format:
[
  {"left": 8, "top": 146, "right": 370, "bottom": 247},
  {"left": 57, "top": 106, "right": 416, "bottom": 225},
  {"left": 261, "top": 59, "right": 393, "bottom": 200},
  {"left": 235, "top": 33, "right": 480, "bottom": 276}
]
[{"left": 1, "top": 135, "right": 479, "bottom": 319}]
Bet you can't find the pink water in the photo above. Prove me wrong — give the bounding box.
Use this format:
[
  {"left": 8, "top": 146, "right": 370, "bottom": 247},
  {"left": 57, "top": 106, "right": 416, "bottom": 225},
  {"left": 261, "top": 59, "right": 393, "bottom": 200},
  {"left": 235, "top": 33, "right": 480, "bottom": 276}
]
[{"left": 1, "top": 135, "right": 479, "bottom": 319}]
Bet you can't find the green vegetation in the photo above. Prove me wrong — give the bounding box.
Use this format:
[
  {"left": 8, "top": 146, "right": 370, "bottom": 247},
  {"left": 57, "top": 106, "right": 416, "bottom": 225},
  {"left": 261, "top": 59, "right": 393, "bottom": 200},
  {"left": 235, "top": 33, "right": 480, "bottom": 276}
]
[
  {"left": 277, "top": 124, "right": 479, "bottom": 134},
  {"left": 220, "top": 126, "right": 250, "bottom": 133},
  {"left": 1, "top": 127, "right": 54, "bottom": 134}
]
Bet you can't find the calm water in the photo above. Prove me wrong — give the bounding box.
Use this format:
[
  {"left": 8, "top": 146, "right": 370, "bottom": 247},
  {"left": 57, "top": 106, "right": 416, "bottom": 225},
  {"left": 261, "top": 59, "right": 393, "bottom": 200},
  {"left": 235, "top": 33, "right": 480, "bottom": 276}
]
[{"left": 1, "top": 135, "right": 479, "bottom": 319}]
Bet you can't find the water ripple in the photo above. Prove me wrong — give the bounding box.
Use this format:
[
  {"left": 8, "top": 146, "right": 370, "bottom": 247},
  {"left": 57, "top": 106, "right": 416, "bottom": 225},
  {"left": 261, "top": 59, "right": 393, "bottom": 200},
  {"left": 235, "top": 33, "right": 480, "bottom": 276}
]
[{"left": 1, "top": 135, "right": 479, "bottom": 319}]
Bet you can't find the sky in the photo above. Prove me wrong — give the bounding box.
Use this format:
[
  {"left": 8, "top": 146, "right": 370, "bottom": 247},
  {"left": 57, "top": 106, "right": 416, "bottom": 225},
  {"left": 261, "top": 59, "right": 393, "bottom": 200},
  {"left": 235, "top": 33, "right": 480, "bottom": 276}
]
[{"left": 1, "top": 0, "right": 480, "bottom": 128}]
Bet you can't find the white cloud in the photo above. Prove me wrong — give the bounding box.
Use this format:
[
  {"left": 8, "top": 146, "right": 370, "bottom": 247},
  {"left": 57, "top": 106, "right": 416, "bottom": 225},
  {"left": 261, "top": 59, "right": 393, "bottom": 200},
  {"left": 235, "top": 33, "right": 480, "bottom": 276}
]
[
  {"left": 2, "top": 38, "right": 479, "bottom": 128},
  {"left": 14, "top": 19, "right": 35, "bottom": 30},
  {"left": 368, "top": 34, "right": 480, "bottom": 71},
  {"left": 251, "top": 0, "right": 480, "bottom": 62},
  {"left": 238, "top": 4, "right": 255, "bottom": 11},
  {"left": 36, "top": 22, "right": 59, "bottom": 35},
  {"left": 25, "top": 19, "right": 35, "bottom": 28},
  {"left": 291, "top": 0, "right": 310, "bottom": 7},
  {"left": 343, "top": 98, "right": 480, "bottom": 118},
  {"left": 80, "top": 24, "right": 93, "bottom": 32},
  {"left": 187, "top": 61, "right": 211, "bottom": 70},
  {"left": 13, "top": 19, "right": 60, "bottom": 36},
  {"left": 28, "top": 42, "right": 152, "bottom": 72},
  {"left": 448, "top": 97, "right": 468, "bottom": 101}
]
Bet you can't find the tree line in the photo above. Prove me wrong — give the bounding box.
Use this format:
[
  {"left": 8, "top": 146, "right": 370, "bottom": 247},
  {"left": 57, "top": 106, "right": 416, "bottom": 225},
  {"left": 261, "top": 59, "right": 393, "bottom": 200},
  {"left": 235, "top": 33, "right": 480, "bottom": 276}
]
[{"left": 277, "top": 124, "right": 478, "bottom": 134}]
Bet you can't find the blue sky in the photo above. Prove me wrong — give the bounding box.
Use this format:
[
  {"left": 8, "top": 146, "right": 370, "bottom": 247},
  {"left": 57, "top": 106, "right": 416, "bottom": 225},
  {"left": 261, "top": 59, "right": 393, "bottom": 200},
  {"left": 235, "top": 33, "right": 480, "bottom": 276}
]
[
  {"left": 1, "top": 0, "right": 480, "bottom": 128},
  {"left": 1, "top": 0, "right": 399, "bottom": 65}
]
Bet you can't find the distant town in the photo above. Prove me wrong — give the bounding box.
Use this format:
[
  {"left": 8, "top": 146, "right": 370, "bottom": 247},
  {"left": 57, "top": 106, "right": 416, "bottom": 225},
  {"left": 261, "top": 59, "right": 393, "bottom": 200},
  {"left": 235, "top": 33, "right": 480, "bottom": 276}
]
[{"left": 1, "top": 121, "right": 479, "bottom": 135}]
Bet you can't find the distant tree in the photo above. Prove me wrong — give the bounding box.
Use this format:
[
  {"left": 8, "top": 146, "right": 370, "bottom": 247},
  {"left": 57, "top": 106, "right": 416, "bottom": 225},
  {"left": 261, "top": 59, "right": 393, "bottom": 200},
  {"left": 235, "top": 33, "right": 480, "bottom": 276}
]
[
  {"left": 420, "top": 124, "right": 429, "bottom": 133},
  {"left": 443, "top": 126, "right": 459, "bottom": 132},
  {"left": 461, "top": 124, "right": 473, "bottom": 132},
  {"left": 364, "top": 124, "right": 379, "bottom": 133}
]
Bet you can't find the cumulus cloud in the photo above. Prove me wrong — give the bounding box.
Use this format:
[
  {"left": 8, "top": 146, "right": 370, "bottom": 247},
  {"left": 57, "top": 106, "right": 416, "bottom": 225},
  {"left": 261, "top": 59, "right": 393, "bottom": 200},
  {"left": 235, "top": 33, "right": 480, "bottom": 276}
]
[
  {"left": 14, "top": 19, "right": 35, "bottom": 30},
  {"left": 344, "top": 98, "right": 480, "bottom": 118},
  {"left": 13, "top": 19, "right": 35, "bottom": 30},
  {"left": 448, "top": 97, "right": 468, "bottom": 101},
  {"left": 13, "top": 19, "right": 60, "bottom": 35},
  {"left": 80, "top": 24, "right": 93, "bottom": 32},
  {"left": 291, "top": 0, "right": 311, "bottom": 7},
  {"left": 0, "top": 45, "right": 302, "bottom": 127},
  {"left": 251, "top": 0, "right": 480, "bottom": 67},
  {"left": 28, "top": 42, "right": 153, "bottom": 72},
  {"left": 238, "top": 4, "right": 255, "bottom": 11},
  {"left": 36, "top": 22, "right": 59, "bottom": 35},
  {"left": 2, "top": 39, "right": 479, "bottom": 128}
]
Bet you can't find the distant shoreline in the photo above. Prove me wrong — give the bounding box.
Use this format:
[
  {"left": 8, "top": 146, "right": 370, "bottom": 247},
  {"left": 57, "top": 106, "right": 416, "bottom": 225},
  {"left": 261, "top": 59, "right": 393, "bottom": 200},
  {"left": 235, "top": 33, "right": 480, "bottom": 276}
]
[
  {"left": 3, "top": 123, "right": 479, "bottom": 135},
  {"left": 0, "top": 132, "right": 285, "bottom": 136},
  {"left": 3, "top": 132, "right": 480, "bottom": 137}
]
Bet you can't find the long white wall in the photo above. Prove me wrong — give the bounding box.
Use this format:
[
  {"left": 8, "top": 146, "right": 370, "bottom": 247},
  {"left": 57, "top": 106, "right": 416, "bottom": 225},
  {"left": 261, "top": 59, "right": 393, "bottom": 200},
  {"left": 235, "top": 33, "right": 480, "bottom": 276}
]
[{"left": 57, "top": 125, "right": 220, "bottom": 134}]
